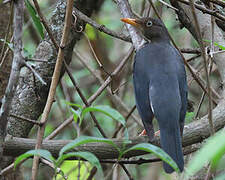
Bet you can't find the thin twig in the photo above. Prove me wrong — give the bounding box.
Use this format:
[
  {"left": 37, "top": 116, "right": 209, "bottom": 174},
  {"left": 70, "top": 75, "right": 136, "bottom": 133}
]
[
  {"left": 189, "top": 0, "right": 214, "bottom": 135},
  {"left": 0, "top": 0, "right": 24, "bottom": 163},
  {"left": 10, "top": 114, "right": 42, "bottom": 126},
  {"left": 24, "top": 61, "right": 46, "bottom": 85},
  {"left": 112, "top": 105, "right": 136, "bottom": 138},
  {"left": 72, "top": 7, "right": 131, "bottom": 42},
  {"left": 25, "top": 57, "right": 48, "bottom": 62},
  {"left": 208, "top": 0, "right": 225, "bottom": 8},
  {"left": 74, "top": 48, "right": 142, "bottom": 126},
  {"left": 64, "top": 60, "right": 107, "bottom": 138},
  {"left": 148, "top": 0, "right": 219, "bottom": 106},
  {"left": 119, "top": 163, "right": 134, "bottom": 180},
  {"left": 186, "top": 54, "right": 201, "bottom": 62},
  {"left": 45, "top": 115, "right": 73, "bottom": 140},
  {"left": 0, "top": 37, "right": 13, "bottom": 68},
  {"left": 86, "top": 167, "right": 97, "bottom": 180},
  {"left": 31, "top": 0, "right": 74, "bottom": 179},
  {"left": 180, "top": 48, "right": 201, "bottom": 54},
  {"left": 177, "top": 0, "right": 225, "bottom": 22},
  {"left": 158, "top": 0, "right": 179, "bottom": 11},
  {"left": 32, "top": 0, "right": 59, "bottom": 50},
  {"left": 204, "top": 2, "right": 216, "bottom": 179},
  {"left": 0, "top": 1, "right": 13, "bottom": 64},
  {"left": 83, "top": 32, "right": 111, "bottom": 77}
]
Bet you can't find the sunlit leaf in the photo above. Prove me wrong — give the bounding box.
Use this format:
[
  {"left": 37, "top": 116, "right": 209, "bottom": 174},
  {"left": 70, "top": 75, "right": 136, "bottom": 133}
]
[
  {"left": 56, "top": 152, "right": 103, "bottom": 177},
  {"left": 55, "top": 160, "right": 92, "bottom": 180}
]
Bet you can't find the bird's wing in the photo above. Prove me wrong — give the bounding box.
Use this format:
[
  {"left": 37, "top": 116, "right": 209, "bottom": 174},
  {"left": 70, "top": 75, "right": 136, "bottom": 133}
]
[
  {"left": 172, "top": 47, "right": 188, "bottom": 134},
  {"left": 133, "top": 65, "right": 154, "bottom": 140}
]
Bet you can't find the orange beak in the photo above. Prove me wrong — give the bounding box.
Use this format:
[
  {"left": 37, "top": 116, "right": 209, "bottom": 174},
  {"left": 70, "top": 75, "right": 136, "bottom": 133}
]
[{"left": 120, "top": 18, "right": 141, "bottom": 28}]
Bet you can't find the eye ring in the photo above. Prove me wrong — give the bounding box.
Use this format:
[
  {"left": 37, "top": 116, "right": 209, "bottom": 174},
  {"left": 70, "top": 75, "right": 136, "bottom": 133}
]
[{"left": 146, "top": 20, "right": 153, "bottom": 27}]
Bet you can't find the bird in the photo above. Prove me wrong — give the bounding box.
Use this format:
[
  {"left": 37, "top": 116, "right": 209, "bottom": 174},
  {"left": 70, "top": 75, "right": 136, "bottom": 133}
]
[{"left": 121, "top": 17, "right": 188, "bottom": 173}]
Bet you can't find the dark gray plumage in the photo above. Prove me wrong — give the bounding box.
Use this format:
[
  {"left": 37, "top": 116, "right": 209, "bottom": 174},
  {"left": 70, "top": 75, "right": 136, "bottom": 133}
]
[{"left": 121, "top": 17, "right": 188, "bottom": 173}]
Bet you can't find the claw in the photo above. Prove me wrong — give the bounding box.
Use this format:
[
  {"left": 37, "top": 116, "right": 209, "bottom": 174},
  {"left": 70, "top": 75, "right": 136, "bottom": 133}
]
[{"left": 139, "top": 129, "right": 147, "bottom": 136}]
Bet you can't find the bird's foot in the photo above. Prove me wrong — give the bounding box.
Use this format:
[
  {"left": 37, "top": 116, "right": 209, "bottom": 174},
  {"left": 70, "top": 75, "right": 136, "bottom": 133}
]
[
  {"left": 139, "top": 129, "right": 147, "bottom": 136},
  {"left": 155, "top": 130, "right": 160, "bottom": 137},
  {"left": 139, "top": 129, "right": 160, "bottom": 137}
]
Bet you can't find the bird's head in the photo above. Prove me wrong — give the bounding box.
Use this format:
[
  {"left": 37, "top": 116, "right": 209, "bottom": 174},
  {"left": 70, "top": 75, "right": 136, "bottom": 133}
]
[{"left": 121, "top": 17, "right": 170, "bottom": 43}]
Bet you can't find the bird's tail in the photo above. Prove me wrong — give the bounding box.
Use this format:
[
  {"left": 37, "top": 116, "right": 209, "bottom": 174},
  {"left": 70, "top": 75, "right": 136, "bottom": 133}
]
[{"left": 159, "top": 127, "right": 184, "bottom": 173}]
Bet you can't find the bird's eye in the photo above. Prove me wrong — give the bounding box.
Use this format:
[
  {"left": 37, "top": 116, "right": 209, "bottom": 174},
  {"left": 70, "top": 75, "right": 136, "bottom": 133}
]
[{"left": 146, "top": 20, "right": 153, "bottom": 27}]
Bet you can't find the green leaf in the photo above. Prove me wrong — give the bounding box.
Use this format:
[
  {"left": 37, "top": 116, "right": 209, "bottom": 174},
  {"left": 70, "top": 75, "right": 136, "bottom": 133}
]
[
  {"left": 56, "top": 152, "right": 103, "bottom": 177},
  {"left": 23, "top": 48, "right": 33, "bottom": 58},
  {"left": 70, "top": 107, "right": 81, "bottom": 124},
  {"left": 55, "top": 160, "right": 92, "bottom": 180},
  {"left": 185, "top": 112, "right": 194, "bottom": 122},
  {"left": 25, "top": 0, "right": 44, "bottom": 39},
  {"left": 14, "top": 149, "right": 55, "bottom": 169},
  {"left": 185, "top": 130, "right": 225, "bottom": 179},
  {"left": 81, "top": 105, "right": 126, "bottom": 127},
  {"left": 65, "top": 101, "right": 83, "bottom": 109},
  {"left": 120, "top": 143, "right": 180, "bottom": 173},
  {"left": 59, "top": 136, "right": 119, "bottom": 156},
  {"left": 85, "top": 24, "right": 96, "bottom": 40},
  {"left": 203, "top": 39, "right": 225, "bottom": 50}
]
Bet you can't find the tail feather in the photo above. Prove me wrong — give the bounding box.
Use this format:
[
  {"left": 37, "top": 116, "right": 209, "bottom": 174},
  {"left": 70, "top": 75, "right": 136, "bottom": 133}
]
[{"left": 160, "top": 128, "right": 184, "bottom": 173}]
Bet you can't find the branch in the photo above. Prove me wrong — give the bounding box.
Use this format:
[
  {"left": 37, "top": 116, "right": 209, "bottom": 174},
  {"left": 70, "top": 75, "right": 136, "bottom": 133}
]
[
  {"left": 31, "top": 0, "right": 74, "bottom": 178},
  {"left": 177, "top": 0, "right": 225, "bottom": 22},
  {"left": 115, "top": 0, "right": 146, "bottom": 50},
  {"left": 3, "top": 100, "right": 225, "bottom": 158},
  {"left": 73, "top": 8, "right": 131, "bottom": 42},
  {"left": 0, "top": 0, "right": 23, "bottom": 160}
]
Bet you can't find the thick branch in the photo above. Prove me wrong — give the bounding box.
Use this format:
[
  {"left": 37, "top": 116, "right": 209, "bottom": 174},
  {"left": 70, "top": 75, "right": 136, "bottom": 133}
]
[
  {"left": 7, "top": 0, "right": 104, "bottom": 138},
  {"left": 4, "top": 100, "right": 225, "bottom": 158}
]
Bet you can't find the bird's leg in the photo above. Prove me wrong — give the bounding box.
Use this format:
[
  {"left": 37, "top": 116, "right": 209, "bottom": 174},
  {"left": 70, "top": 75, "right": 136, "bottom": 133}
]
[
  {"left": 139, "top": 129, "right": 147, "bottom": 136},
  {"left": 155, "top": 130, "right": 160, "bottom": 137},
  {"left": 139, "top": 129, "right": 160, "bottom": 137},
  {"left": 138, "top": 123, "right": 155, "bottom": 141}
]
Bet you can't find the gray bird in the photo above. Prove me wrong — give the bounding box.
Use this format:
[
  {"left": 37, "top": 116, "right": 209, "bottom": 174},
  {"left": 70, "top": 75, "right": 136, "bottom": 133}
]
[{"left": 121, "top": 17, "right": 188, "bottom": 173}]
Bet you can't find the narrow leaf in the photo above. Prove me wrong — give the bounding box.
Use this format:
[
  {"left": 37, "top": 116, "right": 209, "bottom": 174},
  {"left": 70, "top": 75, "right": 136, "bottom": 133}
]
[
  {"left": 81, "top": 105, "right": 126, "bottom": 126},
  {"left": 70, "top": 108, "right": 81, "bottom": 124},
  {"left": 185, "top": 130, "right": 225, "bottom": 179},
  {"left": 56, "top": 151, "right": 103, "bottom": 177},
  {"left": 121, "top": 143, "right": 179, "bottom": 172},
  {"left": 14, "top": 149, "right": 55, "bottom": 169},
  {"left": 65, "top": 101, "right": 83, "bottom": 109},
  {"left": 59, "top": 136, "right": 119, "bottom": 156},
  {"left": 25, "top": 0, "right": 44, "bottom": 39}
]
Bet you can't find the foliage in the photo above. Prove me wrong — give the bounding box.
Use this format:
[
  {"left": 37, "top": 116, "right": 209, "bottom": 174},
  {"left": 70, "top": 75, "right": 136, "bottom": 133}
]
[
  {"left": 185, "top": 130, "right": 225, "bottom": 179},
  {"left": 15, "top": 104, "right": 183, "bottom": 178},
  {"left": 25, "top": 0, "right": 44, "bottom": 39}
]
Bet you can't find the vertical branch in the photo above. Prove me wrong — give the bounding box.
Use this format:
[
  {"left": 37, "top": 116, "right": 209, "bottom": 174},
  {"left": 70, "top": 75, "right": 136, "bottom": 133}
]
[
  {"left": 189, "top": 0, "right": 214, "bottom": 135},
  {"left": 31, "top": 0, "right": 74, "bottom": 179},
  {"left": 115, "top": 0, "right": 146, "bottom": 50},
  {"left": 0, "top": 0, "right": 24, "bottom": 161}
]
